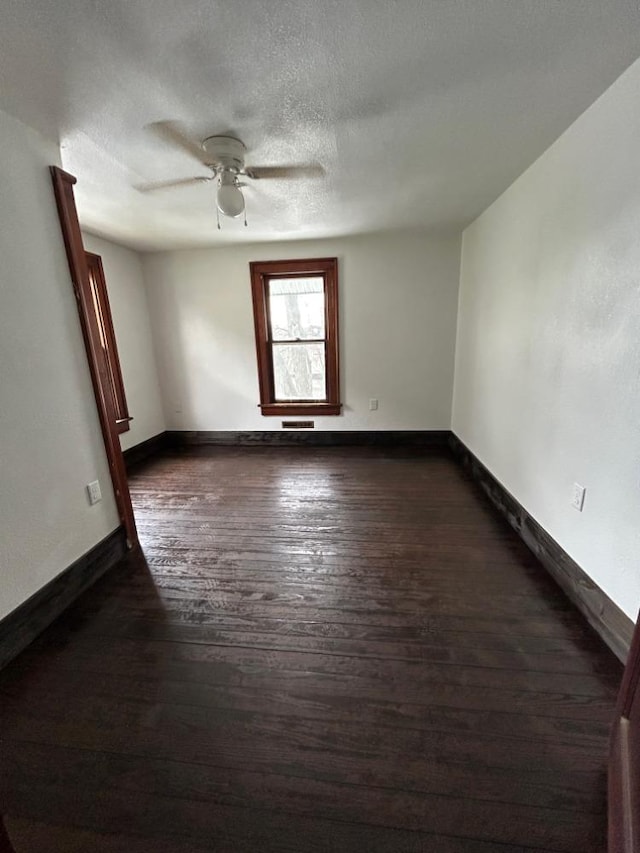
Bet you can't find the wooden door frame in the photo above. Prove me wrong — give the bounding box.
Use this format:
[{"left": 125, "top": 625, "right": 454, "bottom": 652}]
[
  {"left": 50, "top": 166, "right": 138, "bottom": 549},
  {"left": 610, "top": 612, "right": 640, "bottom": 853},
  {"left": 85, "top": 250, "right": 133, "bottom": 436}
]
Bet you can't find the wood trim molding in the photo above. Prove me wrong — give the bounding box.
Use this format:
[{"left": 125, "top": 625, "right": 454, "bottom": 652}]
[
  {"left": 167, "top": 430, "right": 451, "bottom": 448},
  {"left": 123, "top": 431, "right": 171, "bottom": 472},
  {"left": 50, "top": 166, "right": 138, "bottom": 549},
  {"left": 85, "top": 251, "right": 131, "bottom": 434},
  {"left": 0, "top": 527, "right": 127, "bottom": 671},
  {"left": 609, "top": 716, "right": 635, "bottom": 853},
  {"left": 450, "top": 433, "right": 634, "bottom": 663},
  {"left": 259, "top": 403, "right": 342, "bottom": 416},
  {"left": 609, "top": 614, "right": 640, "bottom": 853}
]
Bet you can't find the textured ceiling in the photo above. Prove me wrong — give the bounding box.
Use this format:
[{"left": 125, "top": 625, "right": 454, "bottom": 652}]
[{"left": 1, "top": 0, "right": 640, "bottom": 250}]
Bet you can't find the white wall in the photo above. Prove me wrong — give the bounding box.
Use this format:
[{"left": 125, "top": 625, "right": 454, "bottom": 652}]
[
  {"left": 142, "top": 232, "right": 461, "bottom": 432},
  {"left": 453, "top": 58, "right": 640, "bottom": 621},
  {"left": 0, "top": 110, "right": 120, "bottom": 621},
  {"left": 82, "top": 233, "right": 165, "bottom": 451}
]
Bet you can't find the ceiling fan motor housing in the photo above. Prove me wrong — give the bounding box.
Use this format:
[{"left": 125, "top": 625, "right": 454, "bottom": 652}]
[{"left": 202, "top": 135, "right": 246, "bottom": 173}]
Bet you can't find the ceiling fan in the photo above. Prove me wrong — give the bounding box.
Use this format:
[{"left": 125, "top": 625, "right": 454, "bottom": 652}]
[{"left": 137, "top": 122, "right": 325, "bottom": 227}]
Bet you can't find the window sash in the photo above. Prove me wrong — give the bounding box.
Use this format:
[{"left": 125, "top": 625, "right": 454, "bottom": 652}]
[
  {"left": 270, "top": 340, "right": 328, "bottom": 403},
  {"left": 265, "top": 276, "right": 328, "bottom": 403}
]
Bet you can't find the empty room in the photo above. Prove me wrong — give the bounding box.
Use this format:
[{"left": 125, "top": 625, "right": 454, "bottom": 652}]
[{"left": 1, "top": 2, "right": 640, "bottom": 851}]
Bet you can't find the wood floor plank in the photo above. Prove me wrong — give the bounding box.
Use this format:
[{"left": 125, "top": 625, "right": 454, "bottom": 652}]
[
  {"left": 0, "top": 696, "right": 608, "bottom": 797},
  {"left": 34, "top": 612, "right": 614, "bottom": 675},
  {"left": 0, "top": 742, "right": 605, "bottom": 851},
  {"left": 13, "top": 634, "right": 617, "bottom": 700},
  {"left": 0, "top": 446, "right": 621, "bottom": 852}
]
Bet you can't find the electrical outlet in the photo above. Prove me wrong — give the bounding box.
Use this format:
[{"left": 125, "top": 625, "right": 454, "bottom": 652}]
[
  {"left": 570, "top": 483, "right": 586, "bottom": 512},
  {"left": 369, "top": 398, "right": 379, "bottom": 411},
  {"left": 87, "top": 480, "right": 102, "bottom": 505}
]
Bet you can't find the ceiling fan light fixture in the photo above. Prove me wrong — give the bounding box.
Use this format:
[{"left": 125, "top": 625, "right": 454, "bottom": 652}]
[
  {"left": 142, "top": 127, "right": 322, "bottom": 230},
  {"left": 216, "top": 176, "right": 245, "bottom": 218}
]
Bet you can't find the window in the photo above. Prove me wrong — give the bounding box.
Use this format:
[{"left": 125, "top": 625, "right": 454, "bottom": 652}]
[
  {"left": 250, "top": 257, "right": 341, "bottom": 416},
  {"left": 85, "top": 252, "right": 132, "bottom": 434}
]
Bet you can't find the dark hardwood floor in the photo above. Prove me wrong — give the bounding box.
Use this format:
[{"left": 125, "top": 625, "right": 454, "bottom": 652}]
[{"left": 0, "top": 446, "right": 622, "bottom": 852}]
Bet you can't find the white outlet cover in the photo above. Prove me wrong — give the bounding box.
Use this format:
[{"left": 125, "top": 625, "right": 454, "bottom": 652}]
[
  {"left": 87, "top": 480, "right": 102, "bottom": 505},
  {"left": 369, "top": 398, "right": 378, "bottom": 411},
  {"left": 570, "top": 482, "right": 586, "bottom": 512}
]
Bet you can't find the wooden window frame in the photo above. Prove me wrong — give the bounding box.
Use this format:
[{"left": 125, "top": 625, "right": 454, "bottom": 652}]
[
  {"left": 250, "top": 257, "right": 341, "bottom": 417},
  {"left": 85, "top": 252, "right": 132, "bottom": 434}
]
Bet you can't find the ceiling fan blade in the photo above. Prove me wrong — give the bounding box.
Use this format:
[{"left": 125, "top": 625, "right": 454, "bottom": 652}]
[
  {"left": 148, "top": 121, "right": 213, "bottom": 166},
  {"left": 245, "top": 164, "right": 325, "bottom": 180},
  {"left": 136, "top": 176, "right": 213, "bottom": 193}
]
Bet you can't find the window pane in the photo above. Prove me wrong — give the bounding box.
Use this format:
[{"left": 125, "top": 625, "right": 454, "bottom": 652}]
[
  {"left": 268, "top": 277, "right": 325, "bottom": 341},
  {"left": 272, "top": 342, "right": 326, "bottom": 401}
]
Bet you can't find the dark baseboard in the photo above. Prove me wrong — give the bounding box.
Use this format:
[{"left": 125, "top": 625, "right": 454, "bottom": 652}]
[
  {"left": 0, "top": 526, "right": 127, "bottom": 671},
  {"left": 167, "top": 430, "right": 452, "bottom": 448},
  {"left": 123, "top": 431, "right": 171, "bottom": 472},
  {"left": 450, "top": 433, "right": 634, "bottom": 663}
]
